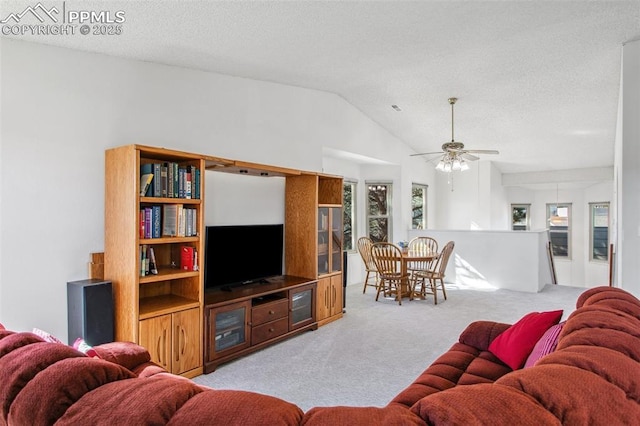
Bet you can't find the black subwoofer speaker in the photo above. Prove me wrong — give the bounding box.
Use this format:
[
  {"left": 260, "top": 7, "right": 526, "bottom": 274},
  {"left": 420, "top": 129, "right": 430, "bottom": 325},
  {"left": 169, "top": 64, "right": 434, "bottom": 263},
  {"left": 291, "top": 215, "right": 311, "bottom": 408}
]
[{"left": 67, "top": 279, "right": 114, "bottom": 346}]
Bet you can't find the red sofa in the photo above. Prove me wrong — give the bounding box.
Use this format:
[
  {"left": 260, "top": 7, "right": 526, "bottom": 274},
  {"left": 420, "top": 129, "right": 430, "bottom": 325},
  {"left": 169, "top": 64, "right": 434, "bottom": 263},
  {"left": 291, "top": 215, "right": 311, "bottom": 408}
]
[{"left": 1, "top": 286, "right": 639, "bottom": 425}]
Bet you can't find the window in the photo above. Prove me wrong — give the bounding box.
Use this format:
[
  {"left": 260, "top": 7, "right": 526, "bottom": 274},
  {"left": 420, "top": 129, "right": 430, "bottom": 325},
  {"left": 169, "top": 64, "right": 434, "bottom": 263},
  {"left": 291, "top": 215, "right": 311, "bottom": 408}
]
[
  {"left": 547, "top": 203, "right": 571, "bottom": 258},
  {"left": 511, "top": 204, "right": 530, "bottom": 231},
  {"left": 367, "top": 182, "right": 392, "bottom": 243},
  {"left": 590, "top": 202, "right": 609, "bottom": 262},
  {"left": 411, "top": 184, "right": 428, "bottom": 229},
  {"left": 343, "top": 180, "right": 356, "bottom": 251}
]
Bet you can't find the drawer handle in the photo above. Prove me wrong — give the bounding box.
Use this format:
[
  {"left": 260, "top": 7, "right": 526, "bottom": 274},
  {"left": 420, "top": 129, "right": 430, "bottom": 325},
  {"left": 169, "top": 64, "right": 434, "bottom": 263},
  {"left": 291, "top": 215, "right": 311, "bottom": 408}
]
[
  {"left": 269, "top": 328, "right": 274, "bottom": 332},
  {"left": 269, "top": 310, "right": 275, "bottom": 315}
]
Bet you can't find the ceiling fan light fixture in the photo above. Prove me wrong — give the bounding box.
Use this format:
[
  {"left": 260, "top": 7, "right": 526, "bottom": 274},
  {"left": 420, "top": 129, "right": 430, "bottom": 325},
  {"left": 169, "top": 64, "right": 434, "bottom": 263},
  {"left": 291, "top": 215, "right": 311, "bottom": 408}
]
[
  {"left": 452, "top": 158, "right": 462, "bottom": 171},
  {"left": 414, "top": 97, "right": 498, "bottom": 173}
]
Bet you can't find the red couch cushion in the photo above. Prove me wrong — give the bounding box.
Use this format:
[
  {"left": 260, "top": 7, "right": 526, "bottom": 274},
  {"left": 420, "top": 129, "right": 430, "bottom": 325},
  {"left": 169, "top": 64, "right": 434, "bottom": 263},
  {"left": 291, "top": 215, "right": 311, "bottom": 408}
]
[
  {"left": 55, "top": 374, "right": 203, "bottom": 425},
  {"left": 303, "top": 404, "right": 426, "bottom": 426},
  {"left": 8, "top": 357, "right": 135, "bottom": 425},
  {"left": 172, "top": 389, "right": 304, "bottom": 426},
  {"left": 0, "top": 341, "right": 85, "bottom": 421},
  {"left": 488, "top": 310, "right": 563, "bottom": 370},
  {"left": 411, "top": 383, "right": 560, "bottom": 425}
]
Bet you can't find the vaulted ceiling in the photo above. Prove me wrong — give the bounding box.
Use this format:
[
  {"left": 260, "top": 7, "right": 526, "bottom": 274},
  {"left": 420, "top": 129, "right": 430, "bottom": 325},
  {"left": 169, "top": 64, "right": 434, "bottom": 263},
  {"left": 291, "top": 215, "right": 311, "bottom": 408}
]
[{"left": 3, "top": 0, "right": 639, "bottom": 174}]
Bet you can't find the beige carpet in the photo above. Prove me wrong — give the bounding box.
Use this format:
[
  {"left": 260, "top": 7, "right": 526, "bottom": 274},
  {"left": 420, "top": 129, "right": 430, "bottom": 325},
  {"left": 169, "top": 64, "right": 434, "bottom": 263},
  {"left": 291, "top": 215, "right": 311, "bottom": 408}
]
[{"left": 193, "top": 281, "right": 587, "bottom": 411}]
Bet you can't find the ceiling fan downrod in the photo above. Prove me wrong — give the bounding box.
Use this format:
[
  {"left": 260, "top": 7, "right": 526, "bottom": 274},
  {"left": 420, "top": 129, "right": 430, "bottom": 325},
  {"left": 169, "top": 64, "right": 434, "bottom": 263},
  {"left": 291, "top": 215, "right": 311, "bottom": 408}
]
[{"left": 449, "top": 97, "right": 457, "bottom": 143}]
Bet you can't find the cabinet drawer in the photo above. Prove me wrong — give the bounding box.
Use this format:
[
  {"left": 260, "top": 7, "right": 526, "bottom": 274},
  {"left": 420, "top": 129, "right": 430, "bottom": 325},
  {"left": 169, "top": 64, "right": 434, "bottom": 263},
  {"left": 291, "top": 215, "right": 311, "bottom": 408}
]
[
  {"left": 252, "top": 299, "right": 288, "bottom": 326},
  {"left": 251, "top": 317, "right": 288, "bottom": 345}
]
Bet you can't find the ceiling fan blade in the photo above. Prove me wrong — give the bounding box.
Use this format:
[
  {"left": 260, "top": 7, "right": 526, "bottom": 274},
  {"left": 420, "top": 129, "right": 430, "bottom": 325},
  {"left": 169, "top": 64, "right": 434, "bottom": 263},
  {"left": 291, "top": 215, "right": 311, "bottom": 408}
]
[
  {"left": 464, "top": 149, "right": 499, "bottom": 155},
  {"left": 410, "top": 151, "right": 444, "bottom": 157},
  {"left": 461, "top": 153, "right": 479, "bottom": 161}
]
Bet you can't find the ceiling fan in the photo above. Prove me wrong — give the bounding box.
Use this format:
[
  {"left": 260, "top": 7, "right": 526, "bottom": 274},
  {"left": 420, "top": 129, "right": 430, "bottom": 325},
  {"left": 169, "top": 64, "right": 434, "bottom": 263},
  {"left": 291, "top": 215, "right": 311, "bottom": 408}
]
[{"left": 411, "top": 97, "right": 499, "bottom": 171}]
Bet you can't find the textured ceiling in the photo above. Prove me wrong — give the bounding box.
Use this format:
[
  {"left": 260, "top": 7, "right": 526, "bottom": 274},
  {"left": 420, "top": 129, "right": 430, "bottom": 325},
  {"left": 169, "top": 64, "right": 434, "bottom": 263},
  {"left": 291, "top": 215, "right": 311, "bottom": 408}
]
[{"left": 3, "top": 0, "right": 640, "bottom": 174}]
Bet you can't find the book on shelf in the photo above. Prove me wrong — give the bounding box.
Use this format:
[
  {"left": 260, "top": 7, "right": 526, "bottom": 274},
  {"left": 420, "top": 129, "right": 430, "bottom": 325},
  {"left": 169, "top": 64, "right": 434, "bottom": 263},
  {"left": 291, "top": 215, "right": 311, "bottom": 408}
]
[
  {"left": 140, "top": 173, "right": 154, "bottom": 197},
  {"left": 181, "top": 246, "right": 195, "bottom": 271},
  {"left": 172, "top": 163, "right": 179, "bottom": 198},
  {"left": 152, "top": 205, "right": 161, "bottom": 238},
  {"left": 162, "top": 205, "right": 178, "bottom": 237},
  {"left": 177, "top": 204, "right": 185, "bottom": 237},
  {"left": 140, "top": 244, "right": 148, "bottom": 276},
  {"left": 139, "top": 210, "right": 145, "bottom": 239},
  {"left": 148, "top": 246, "right": 159, "bottom": 275},
  {"left": 191, "top": 165, "right": 200, "bottom": 199},
  {"left": 161, "top": 164, "right": 168, "bottom": 197},
  {"left": 152, "top": 163, "right": 162, "bottom": 197}
]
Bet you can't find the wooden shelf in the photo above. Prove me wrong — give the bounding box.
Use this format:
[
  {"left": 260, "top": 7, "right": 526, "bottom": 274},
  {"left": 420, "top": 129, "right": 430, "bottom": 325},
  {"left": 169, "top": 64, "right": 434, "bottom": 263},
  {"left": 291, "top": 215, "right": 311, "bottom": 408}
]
[
  {"left": 139, "top": 268, "right": 199, "bottom": 284},
  {"left": 140, "top": 197, "right": 201, "bottom": 205},
  {"left": 139, "top": 236, "right": 199, "bottom": 245},
  {"left": 139, "top": 294, "right": 200, "bottom": 319}
]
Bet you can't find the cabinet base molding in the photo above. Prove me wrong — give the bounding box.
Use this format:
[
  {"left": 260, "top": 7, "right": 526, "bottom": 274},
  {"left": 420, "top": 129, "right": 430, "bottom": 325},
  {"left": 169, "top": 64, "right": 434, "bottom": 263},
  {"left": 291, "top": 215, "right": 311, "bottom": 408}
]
[{"left": 317, "top": 311, "right": 344, "bottom": 328}]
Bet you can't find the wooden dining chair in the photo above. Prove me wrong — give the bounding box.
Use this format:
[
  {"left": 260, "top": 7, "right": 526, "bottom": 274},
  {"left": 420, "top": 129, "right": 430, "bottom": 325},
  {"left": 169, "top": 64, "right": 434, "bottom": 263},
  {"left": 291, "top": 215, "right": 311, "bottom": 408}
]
[
  {"left": 370, "top": 242, "right": 409, "bottom": 305},
  {"left": 411, "top": 240, "right": 455, "bottom": 304},
  {"left": 406, "top": 236, "right": 438, "bottom": 279},
  {"left": 357, "top": 236, "right": 379, "bottom": 294}
]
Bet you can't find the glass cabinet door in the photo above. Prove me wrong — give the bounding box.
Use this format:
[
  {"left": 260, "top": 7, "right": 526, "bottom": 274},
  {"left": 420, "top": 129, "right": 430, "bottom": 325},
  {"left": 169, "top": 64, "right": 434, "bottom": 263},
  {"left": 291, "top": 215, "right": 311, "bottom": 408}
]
[
  {"left": 318, "top": 207, "right": 329, "bottom": 275},
  {"left": 290, "top": 283, "right": 316, "bottom": 330},
  {"left": 207, "top": 301, "right": 250, "bottom": 360},
  {"left": 331, "top": 207, "right": 342, "bottom": 273}
]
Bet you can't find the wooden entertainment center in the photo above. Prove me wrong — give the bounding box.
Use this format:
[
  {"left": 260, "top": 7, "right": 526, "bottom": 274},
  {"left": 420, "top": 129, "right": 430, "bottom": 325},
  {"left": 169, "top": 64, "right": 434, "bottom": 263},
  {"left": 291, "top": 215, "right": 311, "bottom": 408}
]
[{"left": 104, "top": 145, "right": 343, "bottom": 378}]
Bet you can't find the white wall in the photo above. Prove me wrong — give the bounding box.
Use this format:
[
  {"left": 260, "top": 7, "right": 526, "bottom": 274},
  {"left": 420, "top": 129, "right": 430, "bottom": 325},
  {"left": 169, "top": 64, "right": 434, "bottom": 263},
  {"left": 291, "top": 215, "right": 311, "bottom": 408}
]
[
  {"left": 618, "top": 40, "right": 640, "bottom": 295},
  {"left": 408, "top": 229, "right": 552, "bottom": 293},
  {"left": 0, "top": 39, "right": 433, "bottom": 339},
  {"left": 434, "top": 159, "right": 504, "bottom": 230}
]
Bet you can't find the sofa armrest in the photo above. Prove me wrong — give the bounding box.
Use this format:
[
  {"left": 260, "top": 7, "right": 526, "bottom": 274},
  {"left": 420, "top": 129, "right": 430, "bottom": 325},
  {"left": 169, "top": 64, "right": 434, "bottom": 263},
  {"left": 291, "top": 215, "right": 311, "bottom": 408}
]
[{"left": 458, "top": 320, "right": 510, "bottom": 351}]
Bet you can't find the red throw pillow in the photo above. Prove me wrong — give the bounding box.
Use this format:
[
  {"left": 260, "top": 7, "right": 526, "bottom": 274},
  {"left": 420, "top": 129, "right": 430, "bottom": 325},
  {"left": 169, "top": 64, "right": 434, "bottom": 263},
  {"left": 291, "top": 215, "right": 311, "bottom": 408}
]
[{"left": 488, "top": 310, "right": 563, "bottom": 370}]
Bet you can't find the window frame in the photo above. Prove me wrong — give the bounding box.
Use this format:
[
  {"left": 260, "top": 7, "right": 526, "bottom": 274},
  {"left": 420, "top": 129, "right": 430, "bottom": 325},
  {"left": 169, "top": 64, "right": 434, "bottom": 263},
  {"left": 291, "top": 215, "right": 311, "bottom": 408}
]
[
  {"left": 510, "top": 203, "right": 531, "bottom": 231},
  {"left": 366, "top": 181, "right": 392, "bottom": 243},
  {"left": 342, "top": 180, "right": 357, "bottom": 252},
  {"left": 546, "top": 203, "right": 572, "bottom": 259},
  {"left": 411, "top": 183, "right": 428, "bottom": 230},
  {"left": 589, "top": 202, "right": 610, "bottom": 262}
]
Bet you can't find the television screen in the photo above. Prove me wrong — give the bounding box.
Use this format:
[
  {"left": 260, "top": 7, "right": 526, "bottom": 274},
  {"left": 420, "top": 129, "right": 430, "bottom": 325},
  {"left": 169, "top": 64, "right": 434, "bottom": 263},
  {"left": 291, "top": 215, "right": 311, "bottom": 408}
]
[{"left": 204, "top": 224, "right": 284, "bottom": 290}]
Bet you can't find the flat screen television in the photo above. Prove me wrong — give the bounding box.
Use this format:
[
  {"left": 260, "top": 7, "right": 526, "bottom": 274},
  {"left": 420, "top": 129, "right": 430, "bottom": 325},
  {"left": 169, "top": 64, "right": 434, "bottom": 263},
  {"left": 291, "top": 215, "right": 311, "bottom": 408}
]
[{"left": 204, "top": 224, "right": 284, "bottom": 291}]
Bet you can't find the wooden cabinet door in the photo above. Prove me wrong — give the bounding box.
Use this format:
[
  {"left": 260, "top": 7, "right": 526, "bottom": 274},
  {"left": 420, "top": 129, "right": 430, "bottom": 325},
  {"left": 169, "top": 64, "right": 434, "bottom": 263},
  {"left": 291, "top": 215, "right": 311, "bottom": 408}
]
[
  {"left": 139, "top": 315, "right": 172, "bottom": 371},
  {"left": 316, "top": 277, "right": 331, "bottom": 321},
  {"left": 172, "top": 308, "right": 201, "bottom": 375},
  {"left": 330, "top": 274, "right": 343, "bottom": 316},
  {"left": 206, "top": 300, "right": 251, "bottom": 362}
]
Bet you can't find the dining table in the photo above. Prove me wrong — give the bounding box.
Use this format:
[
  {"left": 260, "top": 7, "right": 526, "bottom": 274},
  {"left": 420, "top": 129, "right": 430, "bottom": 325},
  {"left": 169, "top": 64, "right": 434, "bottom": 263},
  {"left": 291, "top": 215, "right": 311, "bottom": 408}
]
[{"left": 397, "top": 248, "right": 439, "bottom": 299}]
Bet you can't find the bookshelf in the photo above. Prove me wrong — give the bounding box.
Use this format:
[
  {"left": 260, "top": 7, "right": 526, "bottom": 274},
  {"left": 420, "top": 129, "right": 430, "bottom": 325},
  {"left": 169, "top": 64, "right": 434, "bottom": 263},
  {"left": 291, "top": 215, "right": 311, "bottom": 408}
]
[{"left": 104, "top": 145, "right": 229, "bottom": 378}]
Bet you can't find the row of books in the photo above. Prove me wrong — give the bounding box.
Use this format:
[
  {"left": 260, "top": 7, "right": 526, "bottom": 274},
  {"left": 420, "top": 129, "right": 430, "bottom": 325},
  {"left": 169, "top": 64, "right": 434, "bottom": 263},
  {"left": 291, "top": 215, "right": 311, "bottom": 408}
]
[
  {"left": 139, "top": 245, "right": 159, "bottom": 276},
  {"left": 140, "top": 162, "right": 201, "bottom": 199},
  {"left": 139, "top": 245, "right": 199, "bottom": 277},
  {"left": 139, "top": 205, "right": 198, "bottom": 239}
]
